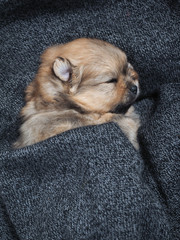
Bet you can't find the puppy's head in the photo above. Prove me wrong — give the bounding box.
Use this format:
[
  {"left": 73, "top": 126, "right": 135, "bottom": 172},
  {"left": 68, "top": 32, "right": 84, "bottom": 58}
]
[{"left": 27, "top": 38, "right": 139, "bottom": 114}]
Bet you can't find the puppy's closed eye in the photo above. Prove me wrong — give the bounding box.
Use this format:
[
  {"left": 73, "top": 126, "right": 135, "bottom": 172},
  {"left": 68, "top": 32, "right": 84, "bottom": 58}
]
[{"left": 106, "top": 78, "right": 118, "bottom": 84}]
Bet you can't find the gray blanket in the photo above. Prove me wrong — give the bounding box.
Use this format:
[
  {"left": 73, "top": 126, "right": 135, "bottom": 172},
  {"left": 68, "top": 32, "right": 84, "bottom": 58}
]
[{"left": 0, "top": 0, "right": 180, "bottom": 239}]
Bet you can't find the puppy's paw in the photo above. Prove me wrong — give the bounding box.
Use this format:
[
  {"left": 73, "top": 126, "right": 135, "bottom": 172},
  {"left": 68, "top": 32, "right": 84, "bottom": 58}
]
[
  {"left": 125, "top": 105, "right": 139, "bottom": 119},
  {"left": 125, "top": 106, "right": 135, "bottom": 116},
  {"left": 123, "top": 117, "right": 140, "bottom": 150},
  {"left": 53, "top": 57, "right": 72, "bottom": 81},
  {"left": 112, "top": 108, "right": 140, "bottom": 150}
]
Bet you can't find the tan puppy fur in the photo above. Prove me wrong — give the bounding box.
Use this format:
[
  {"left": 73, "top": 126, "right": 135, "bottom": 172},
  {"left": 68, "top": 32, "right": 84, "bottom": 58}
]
[{"left": 14, "top": 38, "right": 140, "bottom": 149}]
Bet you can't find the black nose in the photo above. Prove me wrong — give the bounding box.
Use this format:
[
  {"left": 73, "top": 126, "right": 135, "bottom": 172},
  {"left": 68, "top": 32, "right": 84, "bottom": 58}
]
[{"left": 130, "top": 85, "right": 137, "bottom": 95}]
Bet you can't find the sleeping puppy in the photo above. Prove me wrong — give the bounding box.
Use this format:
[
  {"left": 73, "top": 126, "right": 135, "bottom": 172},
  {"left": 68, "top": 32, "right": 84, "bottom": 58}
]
[{"left": 14, "top": 38, "right": 140, "bottom": 149}]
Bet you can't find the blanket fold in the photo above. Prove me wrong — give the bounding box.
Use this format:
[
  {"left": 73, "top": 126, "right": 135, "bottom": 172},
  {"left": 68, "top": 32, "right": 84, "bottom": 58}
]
[{"left": 0, "top": 0, "right": 179, "bottom": 239}]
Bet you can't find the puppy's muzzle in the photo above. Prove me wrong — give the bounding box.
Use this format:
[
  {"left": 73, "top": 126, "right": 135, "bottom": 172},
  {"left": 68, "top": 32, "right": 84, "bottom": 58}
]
[{"left": 112, "top": 84, "right": 140, "bottom": 114}]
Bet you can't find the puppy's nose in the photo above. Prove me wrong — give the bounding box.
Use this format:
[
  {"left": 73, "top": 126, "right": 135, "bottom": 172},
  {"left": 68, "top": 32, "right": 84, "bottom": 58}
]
[{"left": 130, "top": 85, "right": 137, "bottom": 95}]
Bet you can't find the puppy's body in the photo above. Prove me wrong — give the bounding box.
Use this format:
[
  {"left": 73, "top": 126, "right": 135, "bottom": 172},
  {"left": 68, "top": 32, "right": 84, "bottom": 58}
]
[{"left": 14, "top": 38, "right": 140, "bottom": 149}]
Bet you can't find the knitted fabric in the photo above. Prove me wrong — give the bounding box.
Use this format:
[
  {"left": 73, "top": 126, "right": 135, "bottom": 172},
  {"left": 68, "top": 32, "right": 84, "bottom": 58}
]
[{"left": 0, "top": 0, "right": 180, "bottom": 239}]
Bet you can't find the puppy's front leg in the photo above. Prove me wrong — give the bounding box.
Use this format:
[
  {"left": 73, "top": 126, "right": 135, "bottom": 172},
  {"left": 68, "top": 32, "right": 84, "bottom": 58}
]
[
  {"left": 112, "top": 107, "right": 140, "bottom": 150},
  {"left": 96, "top": 113, "right": 114, "bottom": 123}
]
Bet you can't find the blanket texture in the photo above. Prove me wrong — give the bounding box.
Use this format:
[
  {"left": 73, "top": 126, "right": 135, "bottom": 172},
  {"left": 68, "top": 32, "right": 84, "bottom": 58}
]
[{"left": 0, "top": 0, "right": 180, "bottom": 239}]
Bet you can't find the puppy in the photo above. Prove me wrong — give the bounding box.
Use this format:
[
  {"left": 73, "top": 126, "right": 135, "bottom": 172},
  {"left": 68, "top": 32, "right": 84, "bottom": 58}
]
[{"left": 14, "top": 38, "right": 140, "bottom": 149}]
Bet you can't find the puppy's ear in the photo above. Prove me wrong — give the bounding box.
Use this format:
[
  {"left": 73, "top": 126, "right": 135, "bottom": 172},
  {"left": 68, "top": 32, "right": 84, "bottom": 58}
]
[
  {"left": 53, "top": 57, "right": 72, "bottom": 82},
  {"left": 53, "top": 57, "right": 83, "bottom": 94}
]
